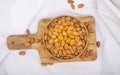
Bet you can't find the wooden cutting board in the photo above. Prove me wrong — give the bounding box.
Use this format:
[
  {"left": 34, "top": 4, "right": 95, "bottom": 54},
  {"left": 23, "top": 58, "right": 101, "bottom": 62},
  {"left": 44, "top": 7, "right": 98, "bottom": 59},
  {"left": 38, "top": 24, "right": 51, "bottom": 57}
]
[{"left": 7, "top": 16, "right": 97, "bottom": 66}]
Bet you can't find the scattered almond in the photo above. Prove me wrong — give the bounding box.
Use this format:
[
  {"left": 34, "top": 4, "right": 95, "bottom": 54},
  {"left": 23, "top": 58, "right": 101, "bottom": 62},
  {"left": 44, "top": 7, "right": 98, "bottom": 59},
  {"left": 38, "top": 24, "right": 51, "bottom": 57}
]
[
  {"left": 41, "top": 63, "right": 47, "bottom": 66},
  {"left": 19, "top": 51, "right": 26, "bottom": 56},
  {"left": 68, "top": 0, "right": 74, "bottom": 4},
  {"left": 24, "top": 42, "right": 31, "bottom": 47},
  {"left": 96, "top": 41, "right": 100, "bottom": 48},
  {"left": 26, "top": 37, "right": 31, "bottom": 42},
  {"left": 26, "top": 29, "right": 30, "bottom": 35},
  {"left": 78, "top": 4, "right": 84, "bottom": 8},
  {"left": 71, "top": 3, "right": 75, "bottom": 9}
]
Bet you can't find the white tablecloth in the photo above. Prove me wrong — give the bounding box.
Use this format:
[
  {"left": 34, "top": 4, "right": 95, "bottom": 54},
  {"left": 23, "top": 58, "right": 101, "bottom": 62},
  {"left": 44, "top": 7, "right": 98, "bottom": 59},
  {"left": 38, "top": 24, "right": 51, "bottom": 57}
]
[{"left": 0, "top": 0, "right": 120, "bottom": 75}]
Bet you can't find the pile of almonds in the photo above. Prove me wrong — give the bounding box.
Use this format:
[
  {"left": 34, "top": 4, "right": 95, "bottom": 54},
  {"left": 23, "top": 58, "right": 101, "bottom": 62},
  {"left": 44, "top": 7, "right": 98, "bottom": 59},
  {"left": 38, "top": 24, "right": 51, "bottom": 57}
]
[
  {"left": 68, "top": 0, "right": 84, "bottom": 9},
  {"left": 44, "top": 16, "right": 87, "bottom": 59}
]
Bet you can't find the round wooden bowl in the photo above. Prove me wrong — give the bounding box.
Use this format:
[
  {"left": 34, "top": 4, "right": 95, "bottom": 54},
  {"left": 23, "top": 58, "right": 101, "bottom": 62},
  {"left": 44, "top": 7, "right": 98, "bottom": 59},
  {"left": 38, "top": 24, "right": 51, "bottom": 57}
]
[{"left": 43, "top": 15, "right": 88, "bottom": 60}]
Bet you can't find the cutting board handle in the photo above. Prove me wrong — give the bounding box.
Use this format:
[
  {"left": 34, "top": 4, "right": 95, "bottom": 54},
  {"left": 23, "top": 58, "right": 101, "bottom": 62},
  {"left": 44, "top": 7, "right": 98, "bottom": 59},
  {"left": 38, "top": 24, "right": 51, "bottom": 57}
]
[{"left": 7, "top": 34, "right": 41, "bottom": 50}]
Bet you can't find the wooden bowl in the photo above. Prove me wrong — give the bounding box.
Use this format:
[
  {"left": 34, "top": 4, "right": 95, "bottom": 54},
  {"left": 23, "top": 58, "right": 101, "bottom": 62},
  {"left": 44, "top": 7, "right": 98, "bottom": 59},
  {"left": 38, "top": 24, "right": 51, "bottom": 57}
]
[{"left": 43, "top": 15, "right": 88, "bottom": 60}]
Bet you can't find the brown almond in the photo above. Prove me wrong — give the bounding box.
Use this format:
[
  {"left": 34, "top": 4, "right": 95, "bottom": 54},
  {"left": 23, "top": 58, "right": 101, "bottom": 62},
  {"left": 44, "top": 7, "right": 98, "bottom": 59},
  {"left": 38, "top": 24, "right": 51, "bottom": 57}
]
[
  {"left": 30, "top": 38, "right": 34, "bottom": 43},
  {"left": 96, "top": 41, "right": 100, "bottom": 48},
  {"left": 41, "top": 63, "right": 47, "bottom": 66},
  {"left": 78, "top": 4, "right": 84, "bottom": 8},
  {"left": 26, "top": 29, "right": 30, "bottom": 35},
  {"left": 19, "top": 51, "right": 26, "bottom": 56},
  {"left": 71, "top": 3, "right": 75, "bottom": 9},
  {"left": 24, "top": 42, "right": 31, "bottom": 47},
  {"left": 68, "top": 0, "right": 74, "bottom": 4},
  {"left": 26, "top": 37, "right": 31, "bottom": 42}
]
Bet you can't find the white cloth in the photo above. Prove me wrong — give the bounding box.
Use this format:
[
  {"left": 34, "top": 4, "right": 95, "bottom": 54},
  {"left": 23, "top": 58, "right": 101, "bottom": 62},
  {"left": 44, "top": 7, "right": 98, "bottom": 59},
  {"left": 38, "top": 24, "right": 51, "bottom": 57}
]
[{"left": 0, "top": 0, "right": 120, "bottom": 75}]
